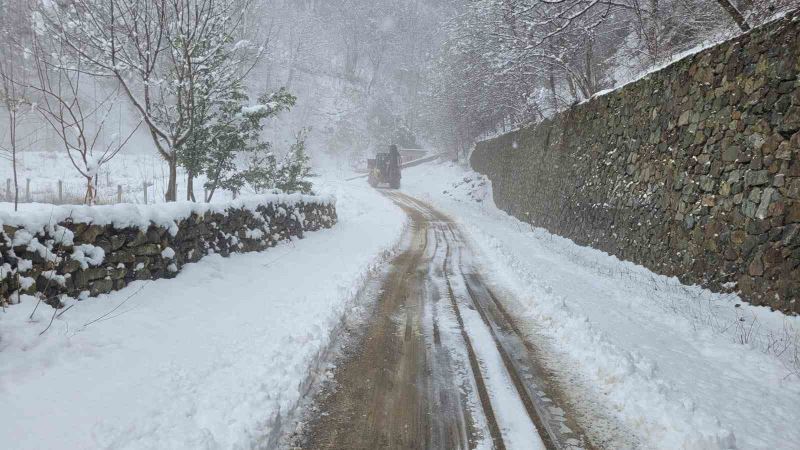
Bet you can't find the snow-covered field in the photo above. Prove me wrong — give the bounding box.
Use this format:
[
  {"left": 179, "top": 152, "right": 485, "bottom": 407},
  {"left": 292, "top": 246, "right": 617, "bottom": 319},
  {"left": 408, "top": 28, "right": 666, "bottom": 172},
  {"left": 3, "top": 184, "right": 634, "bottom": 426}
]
[
  {"left": 0, "top": 150, "right": 274, "bottom": 205},
  {"left": 402, "top": 162, "right": 800, "bottom": 450},
  {"left": 0, "top": 176, "right": 406, "bottom": 449},
  {"left": 1, "top": 151, "right": 180, "bottom": 205}
]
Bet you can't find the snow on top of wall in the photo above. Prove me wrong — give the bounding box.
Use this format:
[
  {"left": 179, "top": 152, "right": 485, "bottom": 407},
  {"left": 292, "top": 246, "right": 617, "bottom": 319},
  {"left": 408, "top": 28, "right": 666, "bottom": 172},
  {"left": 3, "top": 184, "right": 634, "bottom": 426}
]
[
  {"left": 0, "top": 193, "right": 335, "bottom": 234},
  {"left": 582, "top": 11, "right": 796, "bottom": 106},
  {"left": 581, "top": 39, "right": 726, "bottom": 105},
  {"left": 476, "top": 11, "right": 796, "bottom": 146}
]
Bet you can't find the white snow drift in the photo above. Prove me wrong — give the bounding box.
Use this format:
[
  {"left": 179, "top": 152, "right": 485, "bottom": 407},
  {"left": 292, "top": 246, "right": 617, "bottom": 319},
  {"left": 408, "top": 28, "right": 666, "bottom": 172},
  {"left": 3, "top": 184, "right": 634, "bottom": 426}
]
[
  {"left": 0, "top": 180, "right": 405, "bottom": 450},
  {"left": 402, "top": 162, "right": 800, "bottom": 450}
]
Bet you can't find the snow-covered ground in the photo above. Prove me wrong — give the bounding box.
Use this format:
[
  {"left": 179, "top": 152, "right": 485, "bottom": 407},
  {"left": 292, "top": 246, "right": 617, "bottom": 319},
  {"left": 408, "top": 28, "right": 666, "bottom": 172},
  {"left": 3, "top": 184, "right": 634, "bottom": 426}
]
[
  {"left": 0, "top": 149, "right": 299, "bottom": 205},
  {"left": 0, "top": 176, "right": 406, "bottom": 449},
  {"left": 1, "top": 151, "right": 184, "bottom": 205},
  {"left": 3, "top": 156, "right": 798, "bottom": 449},
  {"left": 1, "top": 150, "right": 358, "bottom": 206},
  {"left": 402, "top": 162, "right": 800, "bottom": 450}
]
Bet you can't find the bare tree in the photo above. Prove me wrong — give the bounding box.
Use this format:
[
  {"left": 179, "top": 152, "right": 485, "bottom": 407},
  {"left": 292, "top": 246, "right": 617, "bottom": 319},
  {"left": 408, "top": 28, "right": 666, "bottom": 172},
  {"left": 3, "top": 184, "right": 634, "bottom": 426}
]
[
  {"left": 0, "top": 57, "right": 25, "bottom": 210},
  {"left": 424, "top": 0, "right": 797, "bottom": 147},
  {"left": 0, "top": 0, "right": 35, "bottom": 211},
  {"left": 28, "top": 35, "right": 140, "bottom": 204},
  {"left": 38, "top": 0, "right": 263, "bottom": 202},
  {"left": 715, "top": 0, "right": 751, "bottom": 31}
]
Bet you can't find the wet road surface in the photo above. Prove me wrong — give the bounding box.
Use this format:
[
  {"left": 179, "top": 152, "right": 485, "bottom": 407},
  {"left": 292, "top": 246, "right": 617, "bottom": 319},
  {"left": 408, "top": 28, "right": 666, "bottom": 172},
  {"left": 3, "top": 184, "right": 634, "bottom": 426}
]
[{"left": 292, "top": 192, "right": 595, "bottom": 450}]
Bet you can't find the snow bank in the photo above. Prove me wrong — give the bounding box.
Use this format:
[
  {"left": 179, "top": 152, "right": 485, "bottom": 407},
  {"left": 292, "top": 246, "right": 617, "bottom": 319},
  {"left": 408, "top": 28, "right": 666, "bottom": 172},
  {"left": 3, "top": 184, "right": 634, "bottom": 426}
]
[
  {"left": 1, "top": 193, "right": 337, "bottom": 305},
  {"left": 0, "top": 180, "right": 405, "bottom": 449},
  {"left": 0, "top": 193, "right": 334, "bottom": 234},
  {"left": 402, "top": 162, "right": 800, "bottom": 449}
]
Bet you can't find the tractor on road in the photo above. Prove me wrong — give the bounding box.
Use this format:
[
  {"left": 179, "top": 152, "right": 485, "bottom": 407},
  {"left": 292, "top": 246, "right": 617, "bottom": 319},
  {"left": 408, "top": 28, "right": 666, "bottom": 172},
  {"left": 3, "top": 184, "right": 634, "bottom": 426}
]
[{"left": 367, "top": 145, "right": 402, "bottom": 189}]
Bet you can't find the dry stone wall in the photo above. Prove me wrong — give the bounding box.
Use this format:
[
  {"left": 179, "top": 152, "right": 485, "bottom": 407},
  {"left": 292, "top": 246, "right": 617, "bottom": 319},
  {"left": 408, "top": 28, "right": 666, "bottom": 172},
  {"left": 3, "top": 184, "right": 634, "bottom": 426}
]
[
  {"left": 471, "top": 11, "right": 800, "bottom": 314},
  {"left": 0, "top": 196, "right": 337, "bottom": 307}
]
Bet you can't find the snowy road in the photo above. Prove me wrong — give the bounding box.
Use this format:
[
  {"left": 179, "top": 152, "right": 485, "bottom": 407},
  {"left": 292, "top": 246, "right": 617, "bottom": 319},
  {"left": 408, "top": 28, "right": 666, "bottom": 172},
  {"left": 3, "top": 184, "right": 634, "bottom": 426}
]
[
  {"left": 0, "top": 181, "right": 407, "bottom": 450},
  {"left": 295, "top": 192, "right": 591, "bottom": 450}
]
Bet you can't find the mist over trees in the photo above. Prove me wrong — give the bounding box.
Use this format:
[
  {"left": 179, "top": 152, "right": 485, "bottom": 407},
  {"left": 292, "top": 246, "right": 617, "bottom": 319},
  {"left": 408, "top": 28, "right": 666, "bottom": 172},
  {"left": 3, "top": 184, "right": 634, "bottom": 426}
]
[
  {"left": 426, "top": 0, "right": 800, "bottom": 159},
  {"left": 0, "top": 0, "right": 36, "bottom": 210},
  {"left": 243, "top": 0, "right": 799, "bottom": 163},
  {"left": 249, "top": 0, "right": 455, "bottom": 168},
  {"left": 1, "top": 0, "right": 799, "bottom": 197},
  {"left": 0, "top": 0, "right": 313, "bottom": 203}
]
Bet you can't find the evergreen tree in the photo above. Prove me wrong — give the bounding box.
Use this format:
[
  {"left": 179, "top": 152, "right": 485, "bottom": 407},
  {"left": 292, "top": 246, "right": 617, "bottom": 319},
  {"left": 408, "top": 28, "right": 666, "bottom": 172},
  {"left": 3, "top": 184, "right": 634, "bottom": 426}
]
[
  {"left": 276, "top": 129, "right": 314, "bottom": 195},
  {"left": 202, "top": 88, "right": 296, "bottom": 201}
]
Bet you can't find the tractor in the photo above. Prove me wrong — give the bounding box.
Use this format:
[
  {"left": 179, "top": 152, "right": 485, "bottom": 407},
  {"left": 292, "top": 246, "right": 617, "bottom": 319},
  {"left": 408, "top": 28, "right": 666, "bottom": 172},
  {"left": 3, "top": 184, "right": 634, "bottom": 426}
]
[{"left": 367, "top": 145, "right": 401, "bottom": 189}]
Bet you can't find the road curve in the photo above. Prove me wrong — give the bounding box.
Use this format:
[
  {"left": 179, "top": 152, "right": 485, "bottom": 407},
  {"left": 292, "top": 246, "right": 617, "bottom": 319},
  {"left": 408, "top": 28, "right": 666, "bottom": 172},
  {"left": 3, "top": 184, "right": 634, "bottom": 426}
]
[{"left": 291, "top": 191, "right": 593, "bottom": 450}]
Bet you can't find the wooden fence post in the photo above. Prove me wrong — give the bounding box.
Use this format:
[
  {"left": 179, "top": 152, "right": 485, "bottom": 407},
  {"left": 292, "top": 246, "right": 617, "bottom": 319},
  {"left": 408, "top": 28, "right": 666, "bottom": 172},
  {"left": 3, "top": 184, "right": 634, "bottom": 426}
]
[
  {"left": 58, "top": 180, "right": 63, "bottom": 203},
  {"left": 26, "top": 178, "right": 30, "bottom": 202},
  {"left": 143, "top": 181, "right": 148, "bottom": 204},
  {"left": 117, "top": 185, "right": 123, "bottom": 204}
]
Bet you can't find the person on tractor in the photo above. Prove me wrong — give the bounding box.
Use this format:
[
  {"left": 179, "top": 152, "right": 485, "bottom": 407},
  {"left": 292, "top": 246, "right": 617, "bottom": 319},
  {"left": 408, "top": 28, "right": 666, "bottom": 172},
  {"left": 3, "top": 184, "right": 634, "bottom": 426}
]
[
  {"left": 388, "top": 145, "right": 401, "bottom": 189},
  {"left": 389, "top": 145, "right": 401, "bottom": 168}
]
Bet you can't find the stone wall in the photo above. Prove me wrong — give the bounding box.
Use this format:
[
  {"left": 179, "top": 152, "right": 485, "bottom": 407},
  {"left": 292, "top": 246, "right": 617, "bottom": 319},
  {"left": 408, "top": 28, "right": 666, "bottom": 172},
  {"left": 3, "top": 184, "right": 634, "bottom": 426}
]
[
  {"left": 0, "top": 196, "right": 337, "bottom": 307},
  {"left": 471, "top": 11, "right": 800, "bottom": 314}
]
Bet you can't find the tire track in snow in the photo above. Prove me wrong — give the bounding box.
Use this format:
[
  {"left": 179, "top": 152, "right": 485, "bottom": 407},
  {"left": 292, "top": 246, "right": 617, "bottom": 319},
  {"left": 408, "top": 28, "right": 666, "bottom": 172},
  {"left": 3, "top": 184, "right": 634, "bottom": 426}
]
[{"left": 293, "top": 191, "right": 593, "bottom": 450}]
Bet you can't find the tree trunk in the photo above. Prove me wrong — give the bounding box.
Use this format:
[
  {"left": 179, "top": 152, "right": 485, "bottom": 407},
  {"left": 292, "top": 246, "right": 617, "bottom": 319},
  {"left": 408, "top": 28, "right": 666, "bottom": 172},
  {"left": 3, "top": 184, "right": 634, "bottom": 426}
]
[
  {"left": 715, "top": 0, "right": 750, "bottom": 31},
  {"left": 165, "top": 154, "right": 178, "bottom": 202},
  {"left": 85, "top": 177, "right": 96, "bottom": 205},
  {"left": 12, "top": 147, "right": 18, "bottom": 210},
  {"left": 585, "top": 39, "right": 595, "bottom": 96},
  {"left": 566, "top": 75, "right": 578, "bottom": 103},
  {"left": 186, "top": 170, "right": 196, "bottom": 202},
  {"left": 205, "top": 161, "right": 225, "bottom": 203},
  {"left": 11, "top": 111, "right": 18, "bottom": 211},
  {"left": 548, "top": 67, "right": 559, "bottom": 114},
  {"left": 649, "top": 0, "right": 661, "bottom": 63}
]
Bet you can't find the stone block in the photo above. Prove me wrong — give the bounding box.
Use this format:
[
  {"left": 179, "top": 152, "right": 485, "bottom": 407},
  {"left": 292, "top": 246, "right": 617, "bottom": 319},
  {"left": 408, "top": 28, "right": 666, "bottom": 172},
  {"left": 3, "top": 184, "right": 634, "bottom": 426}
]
[
  {"left": 133, "top": 244, "right": 161, "bottom": 256},
  {"left": 756, "top": 188, "right": 775, "bottom": 220},
  {"left": 787, "top": 202, "right": 800, "bottom": 223},
  {"left": 748, "top": 250, "right": 765, "bottom": 276},
  {"left": 80, "top": 225, "right": 105, "bottom": 244},
  {"left": 90, "top": 279, "right": 114, "bottom": 296},
  {"left": 745, "top": 170, "right": 770, "bottom": 186}
]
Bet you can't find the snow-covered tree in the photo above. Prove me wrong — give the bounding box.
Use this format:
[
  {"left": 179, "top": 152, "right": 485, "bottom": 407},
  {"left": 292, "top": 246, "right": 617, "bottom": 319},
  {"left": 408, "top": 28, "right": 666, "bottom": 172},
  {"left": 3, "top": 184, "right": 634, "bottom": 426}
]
[
  {"left": 28, "top": 30, "right": 141, "bottom": 205},
  {"left": 275, "top": 129, "right": 313, "bottom": 195},
  {"left": 38, "top": 0, "right": 264, "bottom": 202},
  {"left": 201, "top": 87, "right": 296, "bottom": 201},
  {"left": 425, "top": 0, "right": 799, "bottom": 148}
]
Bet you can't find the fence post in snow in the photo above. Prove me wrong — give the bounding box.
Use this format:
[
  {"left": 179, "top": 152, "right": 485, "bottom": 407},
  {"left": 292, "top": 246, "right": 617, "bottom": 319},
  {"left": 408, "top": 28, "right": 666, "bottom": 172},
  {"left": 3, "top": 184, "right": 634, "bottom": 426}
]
[
  {"left": 58, "top": 180, "right": 63, "bottom": 203},
  {"left": 143, "top": 181, "right": 148, "bottom": 204},
  {"left": 117, "top": 185, "right": 123, "bottom": 203},
  {"left": 26, "top": 178, "right": 30, "bottom": 202},
  {"left": 204, "top": 188, "right": 208, "bottom": 203}
]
